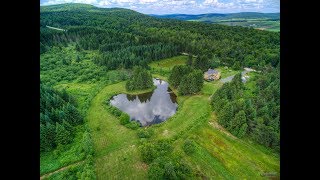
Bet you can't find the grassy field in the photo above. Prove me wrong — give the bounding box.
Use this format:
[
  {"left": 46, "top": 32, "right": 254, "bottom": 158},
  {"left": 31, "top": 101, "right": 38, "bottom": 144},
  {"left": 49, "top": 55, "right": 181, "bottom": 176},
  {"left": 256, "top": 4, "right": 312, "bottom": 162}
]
[
  {"left": 149, "top": 55, "right": 187, "bottom": 70},
  {"left": 217, "top": 20, "right": 280, "bottom": 32},
  {"left": 149, "top": 55, "right": 187, "bottom": 76},
  {"left": 42, "top": 55, "right": 279, "bottom": 179}
]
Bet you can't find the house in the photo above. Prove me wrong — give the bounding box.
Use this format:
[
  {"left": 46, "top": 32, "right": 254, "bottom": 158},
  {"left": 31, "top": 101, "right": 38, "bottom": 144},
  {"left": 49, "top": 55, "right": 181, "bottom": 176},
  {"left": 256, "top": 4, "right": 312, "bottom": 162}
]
[{"left": 204, "top": 69, "right": 221, "bottom": 81}]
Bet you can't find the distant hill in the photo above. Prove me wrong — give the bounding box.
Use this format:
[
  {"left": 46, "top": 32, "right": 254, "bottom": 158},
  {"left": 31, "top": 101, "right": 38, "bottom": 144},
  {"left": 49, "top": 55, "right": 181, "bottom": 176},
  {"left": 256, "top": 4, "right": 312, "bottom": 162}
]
[
  {"left": 40, "top": 3, "right": 138, "bottom": 14},
  {"left": 40, "top": 3, "right": 95, "bottom": 12},
  {"left": 151, "top": 12, "right": 280, "bottom": 32},
  {"left": 150, "top": 12, "right": 280, "bottom": 21}
]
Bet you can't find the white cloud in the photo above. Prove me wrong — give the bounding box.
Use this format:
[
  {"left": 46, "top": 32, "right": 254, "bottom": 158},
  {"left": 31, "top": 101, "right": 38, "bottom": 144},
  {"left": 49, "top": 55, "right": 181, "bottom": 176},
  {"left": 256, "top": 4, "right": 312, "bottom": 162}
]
[
  {"left": 116, "top": 0, "right": 137, "bottom": 3},
  {"left": 203, "top": 0, "right": 235, "bottom": 8},
  {"left": 139, "top": 0, "right": 158, "bottom": 4},
  {"left": 98, "top": 0, "right": 111, "bottom": 6},
  {"left": 43, "top": 0, "right": 97, "bottom": 5}
]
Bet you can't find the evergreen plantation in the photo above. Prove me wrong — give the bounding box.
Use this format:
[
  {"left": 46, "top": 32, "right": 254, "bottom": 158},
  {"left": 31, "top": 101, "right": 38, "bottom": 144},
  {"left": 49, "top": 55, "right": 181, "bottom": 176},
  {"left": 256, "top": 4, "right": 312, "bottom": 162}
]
[{"left": 40, "top": 3, "right": 280, "bottom": 179}]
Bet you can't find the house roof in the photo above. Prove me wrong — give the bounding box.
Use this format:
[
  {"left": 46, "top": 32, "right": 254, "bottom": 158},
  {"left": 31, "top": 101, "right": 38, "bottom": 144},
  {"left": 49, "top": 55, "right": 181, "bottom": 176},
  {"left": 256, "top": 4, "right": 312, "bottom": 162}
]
[{"left": 206, "top": 69, "right": 218, "bottom": 75}]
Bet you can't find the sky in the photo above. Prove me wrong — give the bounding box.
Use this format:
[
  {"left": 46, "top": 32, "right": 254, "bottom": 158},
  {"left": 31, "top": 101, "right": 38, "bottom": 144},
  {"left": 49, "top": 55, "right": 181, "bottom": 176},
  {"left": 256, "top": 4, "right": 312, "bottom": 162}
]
[{"left": 40, "top": 0, "right": 280, "bottom": 15}]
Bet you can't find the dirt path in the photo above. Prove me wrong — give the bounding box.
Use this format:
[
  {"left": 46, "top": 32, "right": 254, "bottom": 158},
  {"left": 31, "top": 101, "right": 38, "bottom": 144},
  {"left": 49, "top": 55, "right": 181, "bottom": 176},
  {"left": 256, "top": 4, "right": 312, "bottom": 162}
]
[
  {"left": 40, "top": 160, "right": 85, "bottom": 179},
  {"left": 46, "top": 25, "right": 66, "bottom": 31}
]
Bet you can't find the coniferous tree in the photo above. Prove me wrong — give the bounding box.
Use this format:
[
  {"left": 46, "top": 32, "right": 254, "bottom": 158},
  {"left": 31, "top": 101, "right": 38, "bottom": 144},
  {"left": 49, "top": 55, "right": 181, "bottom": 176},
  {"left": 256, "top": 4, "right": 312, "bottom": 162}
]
[
  {"left": 218, "top": 103, "right": 234, "bottom": 128},
  {"left": 55, "top": 122, "right": 71, "bottom": 145},
  {"left": 40, "top": 124, "right": 51, "bottom": 152},
  {"left": 45, "top": 122, "right": 56, "bottom": 149},
  {"left": 230, "top": 110, "right": 247, "bottom": 137},
  {"left": 126, "top": 66, "right": 153, "bottom": 91},
  {"left": 62, "top": 120, "right": 74, "bottom": 136}
]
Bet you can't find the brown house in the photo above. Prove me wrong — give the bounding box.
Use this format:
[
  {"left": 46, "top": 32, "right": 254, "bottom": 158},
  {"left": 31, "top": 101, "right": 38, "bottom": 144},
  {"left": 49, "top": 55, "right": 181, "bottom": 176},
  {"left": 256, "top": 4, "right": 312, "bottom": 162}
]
[{"left": 204, "top": 69, "right": 221, "bottom": 81}]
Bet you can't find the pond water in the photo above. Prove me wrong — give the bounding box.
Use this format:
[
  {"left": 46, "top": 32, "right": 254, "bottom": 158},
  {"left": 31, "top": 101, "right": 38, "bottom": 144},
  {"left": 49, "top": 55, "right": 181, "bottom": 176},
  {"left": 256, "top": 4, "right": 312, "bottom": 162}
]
[{"left": 109, "top": 79, "right": 178, "bottom": 126}]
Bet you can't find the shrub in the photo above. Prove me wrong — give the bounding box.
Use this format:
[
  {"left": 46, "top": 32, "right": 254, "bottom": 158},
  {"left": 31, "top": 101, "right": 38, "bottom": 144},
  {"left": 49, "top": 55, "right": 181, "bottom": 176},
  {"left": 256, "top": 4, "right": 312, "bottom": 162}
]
[
  {"left": 125, "top": 121, "right": 140, "bottom": 130},
  {"left": 182, "top": 139, "right": 196, "bottom": 155},
  {"left": 148, "top": 162, "right": 165, "bottom": 180},
  {"left": 148, "top": 156, "right": 193, "bottom": 179},
  {"left": 137, "top": 128, "right": 154, "bottom": 138},
  {"left": 120, "top": 113, "right": 130, "bottom": 125},
  {"left": 108, "top": 106, "right": 122, "bottom": 117},
  {"left": 140, "top": 140, "right": 173, "bottom": 164}
]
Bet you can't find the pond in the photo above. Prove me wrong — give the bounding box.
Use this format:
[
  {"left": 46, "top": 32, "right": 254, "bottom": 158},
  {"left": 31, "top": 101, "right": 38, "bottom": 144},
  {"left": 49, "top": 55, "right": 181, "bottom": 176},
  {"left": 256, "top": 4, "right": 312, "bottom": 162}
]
[{"left": 109, "top": 79, "right": 178, "bottom": 126}]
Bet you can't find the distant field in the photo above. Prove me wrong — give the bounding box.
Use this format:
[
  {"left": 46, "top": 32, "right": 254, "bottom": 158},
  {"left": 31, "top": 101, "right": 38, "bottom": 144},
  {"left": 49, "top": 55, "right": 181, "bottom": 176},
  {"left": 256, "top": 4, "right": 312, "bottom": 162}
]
[
  {"left": 218, "top": 20, "right": 280, "bottom": 32},
  {"left": 152, "top": 12, "right": 280, "bottom": 32}
]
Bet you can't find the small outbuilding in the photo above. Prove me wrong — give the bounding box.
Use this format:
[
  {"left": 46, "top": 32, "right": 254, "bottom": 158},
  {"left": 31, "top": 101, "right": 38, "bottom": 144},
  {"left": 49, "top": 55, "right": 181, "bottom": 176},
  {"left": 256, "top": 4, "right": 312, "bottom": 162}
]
[{"left": 204, "top": 68, "right": 221, "bottom": 81}]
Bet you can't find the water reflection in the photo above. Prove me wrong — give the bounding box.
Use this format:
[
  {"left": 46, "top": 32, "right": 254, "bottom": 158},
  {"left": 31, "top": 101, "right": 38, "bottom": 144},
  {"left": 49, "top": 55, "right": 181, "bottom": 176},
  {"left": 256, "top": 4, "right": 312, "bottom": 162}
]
[{"left": 109, "top": 79, "right": 178, "bottom": 126}]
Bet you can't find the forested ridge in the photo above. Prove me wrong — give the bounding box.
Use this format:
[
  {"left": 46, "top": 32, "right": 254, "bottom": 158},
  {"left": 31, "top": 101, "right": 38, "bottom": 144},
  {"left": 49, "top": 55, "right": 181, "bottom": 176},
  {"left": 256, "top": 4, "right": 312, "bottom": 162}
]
[
  {"left": 40, "top": 3, "right": 280, "bottom": 179},
  {"left": 40, "top": 3, "right": 279, "bottom": 71}
]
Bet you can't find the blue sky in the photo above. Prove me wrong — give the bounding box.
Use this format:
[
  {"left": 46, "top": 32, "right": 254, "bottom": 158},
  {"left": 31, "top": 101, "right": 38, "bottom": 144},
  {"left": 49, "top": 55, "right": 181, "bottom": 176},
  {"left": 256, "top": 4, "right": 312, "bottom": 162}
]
[{"left": 40, "top": 0, "right": 280, "bottom": 14}]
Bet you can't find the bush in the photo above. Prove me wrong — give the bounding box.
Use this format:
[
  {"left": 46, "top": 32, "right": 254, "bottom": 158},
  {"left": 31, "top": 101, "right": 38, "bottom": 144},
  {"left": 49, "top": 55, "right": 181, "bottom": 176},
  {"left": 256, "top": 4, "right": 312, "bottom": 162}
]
[
  {"left": 148, "top": 162, "right": 165, "bottom": 180},
  {"left": 107, "top": 106, "right": 122, "bottom": 117},
  {"left": 148, "top": 156, "right": 193, "bottom": 180},
  {"left": 140, "top": 140, "right": 173, "bottom": 164},
  {"left": 182, "top": 139, "right": 196, "bottom": 155},
  {"left": 137, "top": 128, "right": 154, "bottom": 138},
  {"left": 125, "top": 121, "right": 140, "bottom": 130},
  {"left": 120, "top": 113, "right": 130, "bottom": 125}
]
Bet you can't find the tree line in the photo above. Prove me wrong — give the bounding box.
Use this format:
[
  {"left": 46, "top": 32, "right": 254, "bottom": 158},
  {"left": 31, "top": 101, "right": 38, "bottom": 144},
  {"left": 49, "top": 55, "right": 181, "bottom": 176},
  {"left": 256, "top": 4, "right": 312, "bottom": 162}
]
[{"left": 211, "top": 65, "right": 280, "bottom": 150}]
